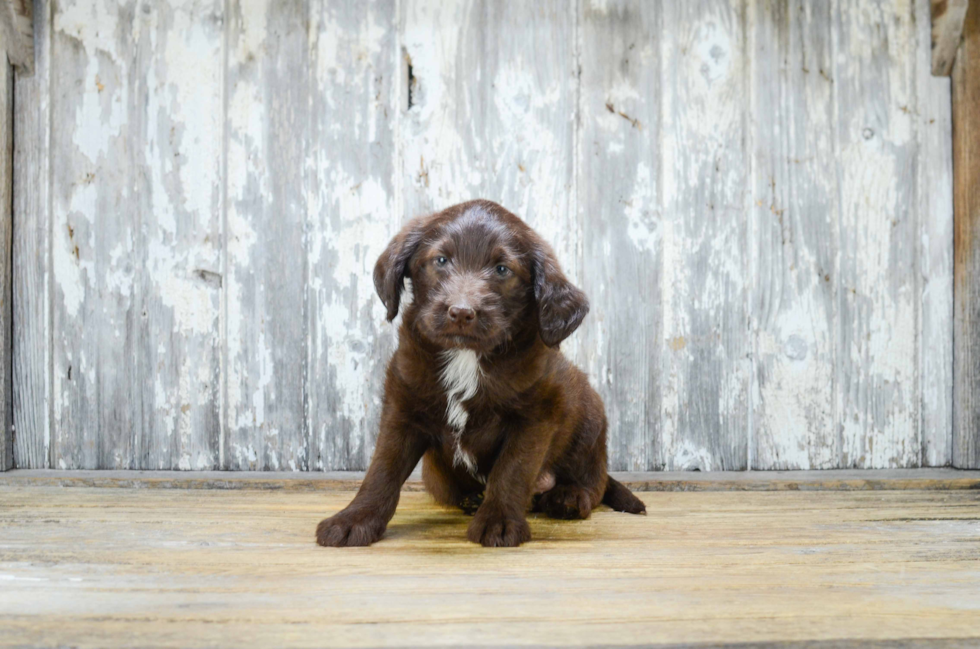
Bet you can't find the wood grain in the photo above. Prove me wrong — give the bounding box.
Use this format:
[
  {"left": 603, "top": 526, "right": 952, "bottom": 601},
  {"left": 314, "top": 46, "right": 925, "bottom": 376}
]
[
  {"left": 835, "top": 0, "right": 920, "bottom": 468},
  {"left": 917, "top": 0, "right": 956, "bottom": 466},
  {"left": 578, "top": 1, "right": 663, "bottom": 471},
  {"left": 49, "top": 0, "right": 140, "bottom": 468},
  {"left": 0, "top": 0, "right": 32, "bottom": 73},
  {"left": 134, "top": 0, "right": 224, "bottom": 470},
  {"left": 931, "top": 0, "right": 969, "bottom": 76},
  {"left": 307, "top": 0, "right": 398, "bottom": 471},
  {"left": 749, "top": 0, "right": 838, "bottom": 469},
  {"left": 11, "top": 0, "right": 51, "bottom": 469},
  {"left": 224, "top": 0, "right": 310, "bottom": 470},
  {"left": 0, "top": 59, "right": 11, "bottom": 471},
  {"left": 953, "top": 0, "right": 980, "bottom": 468},
  {"left": 660, "top": 0, "right": 750, "bottom": 470},
  {"left": 1, "top": 485, "right": 979, "bottom": 647}
]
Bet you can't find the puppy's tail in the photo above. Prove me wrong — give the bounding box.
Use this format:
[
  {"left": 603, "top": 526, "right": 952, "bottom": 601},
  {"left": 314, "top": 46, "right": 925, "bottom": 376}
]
[{"left": 602, "top": 476, "right": 646, "bottom": 515}]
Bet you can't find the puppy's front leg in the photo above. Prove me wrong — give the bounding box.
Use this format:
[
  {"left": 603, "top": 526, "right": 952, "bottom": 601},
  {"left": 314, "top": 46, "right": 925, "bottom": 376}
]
[
  {"left": 468, "top": 424, "right": 551, "bottom": 548},
  {"left": 316, "top": 410, "right": 427, "bottom": 547}
]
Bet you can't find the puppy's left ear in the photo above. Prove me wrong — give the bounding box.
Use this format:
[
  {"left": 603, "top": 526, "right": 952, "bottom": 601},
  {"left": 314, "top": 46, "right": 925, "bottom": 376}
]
[
  {"left": 532, "top": 241, "right": 589, "bottom": 347},
  {"left": 374, "top": 217, "right": 426, "bottom": 321}
]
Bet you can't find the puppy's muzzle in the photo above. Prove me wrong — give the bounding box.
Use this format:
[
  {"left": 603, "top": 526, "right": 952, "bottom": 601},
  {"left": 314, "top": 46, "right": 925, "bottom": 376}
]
[{"left": 448, "top": 305, "right": 476, "bottom": 326}]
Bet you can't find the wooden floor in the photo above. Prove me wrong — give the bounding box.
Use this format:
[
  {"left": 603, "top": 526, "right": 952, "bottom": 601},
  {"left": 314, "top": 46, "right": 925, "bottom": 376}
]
[{"left": 1, "top": 473, "right": 980, "bottom": 648}]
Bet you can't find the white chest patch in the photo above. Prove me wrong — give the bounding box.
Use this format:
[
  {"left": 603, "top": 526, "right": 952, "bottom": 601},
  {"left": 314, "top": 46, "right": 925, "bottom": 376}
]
[{"left": 439, "top": 349, "right": 483, "bottom": 480}]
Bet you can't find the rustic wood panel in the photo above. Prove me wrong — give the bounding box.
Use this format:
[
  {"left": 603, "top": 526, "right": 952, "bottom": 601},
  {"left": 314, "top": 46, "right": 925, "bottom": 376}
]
[
  {"left": 307, "top": 0, "right": 398, "bottom": 471},
  {"left": 11, "top": 0, "right": 51, "bottom": 469},
  {"left": 41, "top": 0, "right": 225, "bottom": 470},
  {"left": 0, "top": 0, "right": 33, "bottom": 73},
  {"left": 224, "top": 0, "right": 310, "bottom": 470},
  {"left": 917, "top": 0, "right": 955, "bottom": 466},
  {"left": 953, "top": 0, "right": 980, "bottom": 468},
  {"left": 134, "top": 0, "right": 224, "bottom": 470},
  {"left": 578, "top": 1, "right": 662, "bottom": 471},
  {"left": 2, "top": 486, "right": 980, "bottom": 647},
  {"left": 0, "top": 58, "right": 11, "bottom": 471},
  {"left": 659, "top": 0, "right": 750, "bottom": 470},
  {"left": 930, "top": 0, "right": 968, "bottom": 76},
  {"left": 749, "top": 0, "right": 838, "bottom": 469},
  {"left": 835, "top": 0, "right": 920, "bottom": 468},
  {"left": 49, "top": 0, "right": 145, "bottom": 468},
  {"left": 400, "top": 0, "right": 577, "bottom": 255}
]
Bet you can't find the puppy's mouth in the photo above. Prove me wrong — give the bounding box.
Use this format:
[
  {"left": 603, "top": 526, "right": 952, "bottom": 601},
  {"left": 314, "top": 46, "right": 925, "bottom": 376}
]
[
  {"left": 437, "top": 332, "right": 486, "bottom": 348},
  {"left": 417, "top": 311, "right": 501, "bottom": 350}
]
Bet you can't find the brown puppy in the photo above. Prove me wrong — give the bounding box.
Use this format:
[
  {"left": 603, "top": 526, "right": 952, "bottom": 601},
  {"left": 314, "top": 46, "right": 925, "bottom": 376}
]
[{"left": 316, "top": 200, "right": 645, "bottom": 548}]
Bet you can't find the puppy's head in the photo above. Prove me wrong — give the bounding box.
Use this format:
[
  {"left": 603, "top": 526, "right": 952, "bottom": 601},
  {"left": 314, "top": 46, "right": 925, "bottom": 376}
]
[{"left": 374, "top": 200, "right": 589, "bottom": 352}]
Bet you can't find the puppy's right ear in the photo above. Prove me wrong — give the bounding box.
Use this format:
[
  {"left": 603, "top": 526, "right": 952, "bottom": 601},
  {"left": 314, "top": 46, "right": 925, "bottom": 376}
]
[{"left": 374, "top": 217, "right": 426, "bottom": 321}]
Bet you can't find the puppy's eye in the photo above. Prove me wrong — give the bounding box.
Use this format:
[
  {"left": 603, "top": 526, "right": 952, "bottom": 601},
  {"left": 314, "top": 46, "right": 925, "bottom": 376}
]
[
  {"left": 436, "top": 256, "right": 448, "bottom": 267},
  {"left": 495, "top": 265, "right": 509, "bottom": 276}
]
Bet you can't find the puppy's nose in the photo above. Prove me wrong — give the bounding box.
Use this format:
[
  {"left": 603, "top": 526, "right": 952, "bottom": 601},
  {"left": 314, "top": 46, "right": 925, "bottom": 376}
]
[{"left": 448, "top": 305, "right": 476, "bottom": 324}]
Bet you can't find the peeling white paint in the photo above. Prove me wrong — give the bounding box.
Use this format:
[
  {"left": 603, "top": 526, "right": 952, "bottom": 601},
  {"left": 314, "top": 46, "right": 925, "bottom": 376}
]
[
  {"left": 693, "top": 21, "right": 731, "bottom": 86},
  {"left": 670, "top": 440, "right": 714, "bottom": 472},
  {"left": 624, "top": 162, "right": 658, "bottom": 254}
]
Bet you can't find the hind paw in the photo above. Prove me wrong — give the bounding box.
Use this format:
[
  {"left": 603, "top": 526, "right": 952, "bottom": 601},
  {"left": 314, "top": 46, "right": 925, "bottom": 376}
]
[
  {"left": 538, "top": 485, "right": 594, "bottom": 520},
  {"left": 459, "top": 492, "right": 484, "bottom": 516}
]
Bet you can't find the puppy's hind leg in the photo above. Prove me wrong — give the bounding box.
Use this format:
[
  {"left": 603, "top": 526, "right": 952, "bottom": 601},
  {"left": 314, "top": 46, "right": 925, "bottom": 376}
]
[
  {"left": 602, "top": 476, "right": 646, "bottom": 515},
  {"left": 537, "top": 431, "right": 607, "bottom": 520},
  {"left": 539, "top": 475, "right": 646, "bottom": 519},
  {"left": 422, "top": 451, "right": 483, "bottom": 514},
  {"left": 537, "top": 482, "right": 601, "bottom": 520},
  {"left": 536, "top": 462, "right": 606, "bottom": 520}
]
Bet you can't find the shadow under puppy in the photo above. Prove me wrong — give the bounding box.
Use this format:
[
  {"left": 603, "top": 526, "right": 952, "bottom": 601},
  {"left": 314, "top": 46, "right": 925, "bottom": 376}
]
[{"left": 317, "top": 200, "right": 646, "bottom": 548}]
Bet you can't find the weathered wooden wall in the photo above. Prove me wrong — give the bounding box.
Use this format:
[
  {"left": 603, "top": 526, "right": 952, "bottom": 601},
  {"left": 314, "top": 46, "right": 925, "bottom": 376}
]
[{"left": 12, "top": 0, "right": 955, "bottom": 471}]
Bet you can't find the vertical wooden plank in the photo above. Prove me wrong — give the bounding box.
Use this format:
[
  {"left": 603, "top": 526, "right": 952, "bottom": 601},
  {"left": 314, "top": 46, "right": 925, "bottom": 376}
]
[
  {"left": 917, "top": 0, "right": 955, "bottom": 466},
  {"left": 660, "top": 0, "right": 749, "bottom": 470},
  {"left": 307, "top": 0, "right": 398, "bottom": 471},
  {"left": 224, "top": 0, "right": 310, "bottom": 470},
  {"left": 0, "top": 58, "right": 11, "bottom": 471},
  {"left": 135, "top": 0, "right": 224, "bottom": 469},
  {"left": 50, "top": 0, "right": 143, "bottom": 469},
  {"left": 953, "top": 0, "right": 980, "bottom": 468},
  {"left": 577, "top": 0, "right": 662, "bottom": 471},
  {"left": 400, "top": 0, "right": 578, "bottom": 356},
  {"left": 834, "top": 0, "right": 919, "bottom": 468},
  {"left": 12, "top": 0, "right": 51, "bottom": 468},
  {"left": 29, "top": 0, "right": 225, "bottom": 470},
  {"left": 930, "top": 0, "right": 968, "bottom": 76},
  {"left": 0, "top": 0, "right": 33, "bottom": 74},
  {"left": 748, "top": 0, "right": 837, "bottom": 469}
]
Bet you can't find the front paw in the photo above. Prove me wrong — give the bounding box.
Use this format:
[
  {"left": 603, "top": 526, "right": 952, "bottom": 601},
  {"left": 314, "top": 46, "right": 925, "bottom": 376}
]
[
  {"left": 467, "top": 506, "right": 531, "bottom": 547},
  {"left": 316, "top": 509, "right": 386, "bottom": 547}
]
